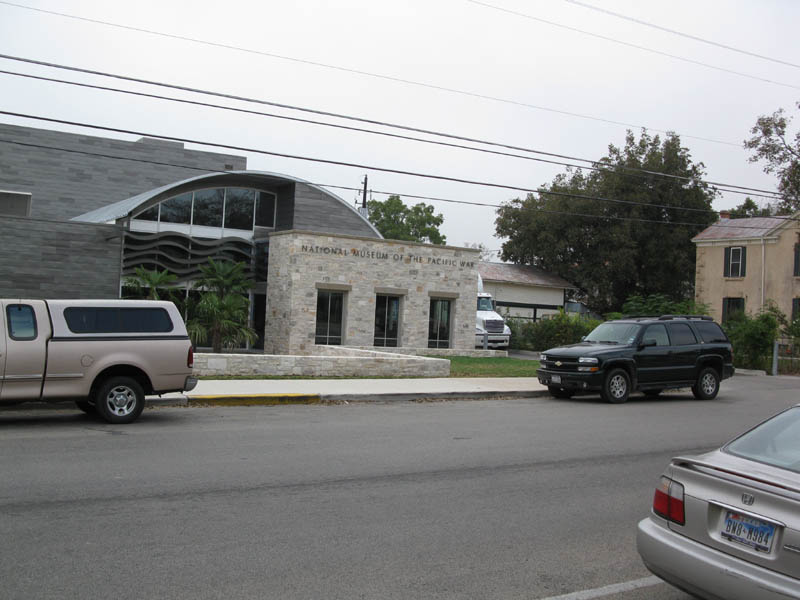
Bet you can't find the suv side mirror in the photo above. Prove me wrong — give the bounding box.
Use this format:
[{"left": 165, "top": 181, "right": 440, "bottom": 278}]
[{"left": 639, "top": 338, "right": 657, "bottom": 348}]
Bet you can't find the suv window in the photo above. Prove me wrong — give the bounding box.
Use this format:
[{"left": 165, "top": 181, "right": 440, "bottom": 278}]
[
  {"left": 6, "top": 304, "right": 37, "bottom": 340},
  {"left": 694, "top": 321, "right": 727, "bottom": 343},
  {"left": 64, "top": 307, "right": 173, "bottom": 334},
  {"left": 666, "top": 323, "right": 697, "bottom": 346},
  {"left": 642, "top": 324, "right": 669, "bottom": 346}
]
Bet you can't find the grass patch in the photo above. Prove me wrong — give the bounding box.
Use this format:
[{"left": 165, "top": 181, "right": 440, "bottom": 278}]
[{"left": 446, "top": 356, "right": 540, "bottom": 377}]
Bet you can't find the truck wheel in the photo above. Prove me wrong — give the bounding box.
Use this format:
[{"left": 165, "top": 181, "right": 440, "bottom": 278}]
[
  {"left": 601, "top": 369, "right": 630, "bottom": 404},
  {"left": 692, "top": 367, "right": 720, "bottom": 400},
  {"left": 94, "top": 376, "right": 145, "bottom": 424},
  {"left": 548, "top": 386, "right": 573, "bottom": 399},
  {"left": 75, "top": 399, "right": 94, "bottom": 414}
]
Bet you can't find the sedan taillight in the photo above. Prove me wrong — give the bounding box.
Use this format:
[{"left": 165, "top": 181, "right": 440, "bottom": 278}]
[
  {"left": 653, "top": 476, "right": 685, "bottom": 525},
  {"left": 187, "top": 346, "right": 194, "bottom": 369}
]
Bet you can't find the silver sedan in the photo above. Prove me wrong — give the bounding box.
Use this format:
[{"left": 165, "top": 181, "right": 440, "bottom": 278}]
[{"left": 637, "top": 404, "right": 800, "bottom": 600}]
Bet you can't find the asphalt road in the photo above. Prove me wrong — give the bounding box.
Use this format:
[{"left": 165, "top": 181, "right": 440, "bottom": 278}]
[{"left": 1, "top": 375, "right": 797, "bottom": 600}]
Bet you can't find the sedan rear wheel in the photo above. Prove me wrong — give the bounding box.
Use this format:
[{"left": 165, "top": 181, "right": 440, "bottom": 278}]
[
  {"left": 601, "top": 368, "right": 630, "bottom": 404},
  {"left": 692, "top": 367, "right": 720, "bottom": 400}
]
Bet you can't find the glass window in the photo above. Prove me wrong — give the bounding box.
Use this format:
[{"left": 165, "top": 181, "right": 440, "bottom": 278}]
[
  {"left": 722, "top": 297, "right": 745, "bottom": 322},
  {"left": 192, "top": 189, "right": 224, "bottom": 227},
  {"left": 7, "top": 304, "right": 37, "bottom": 340},
  {"left": 477, "top": 297, "right": 494, "bottom": 311},
  {"left": 695, "top": 321, "right": 727, "bottom": 343},
  {"left": 642, "top": 324, "right": 669, "bottom": 346},
  {"left": 224, "top": 188, "right": 255, "bottom": 230},
  {"left": 315, "top": 290, "right": 344, "bottom": 345},
  {"left": 136, "top": 204, "right": 159, "bottom": 221},
  {"left": 160, "top": 192, "right": 192, "bottom": 224},
  {"left": 666, "top": 323, "right": 697, "bottom": 346},
  {"left": 428, "top": 298, "right": 451, "bottom": 348},
  {"left": 725, "top": 246, "right": 746, "bottom": 278},
  {"left": 374, "top": 295, "right": 400, "bottom": 347},
  {"left": 724, "top": 407, "right": 800, "bottom": 474},
  {"left": 64, "top": 307, "right": 173, "bottom": 333},
  {"left": 584, "top": 323, "right": 641, "bottom": 345},
  {"left": 255, "top": 191, "right": 276, "bottom": 228}
]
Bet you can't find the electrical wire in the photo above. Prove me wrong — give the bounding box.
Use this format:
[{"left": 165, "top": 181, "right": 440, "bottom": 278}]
[
  {"left": 562, "top": 0, "right": 800, "bottom": 70},
  {"left": 0, "top": 2, "right": 744, "bottom": 147},
  {"left": 1, "top": 133, "right": 794, "bottom": 230},
  {"left": 0, "top": 66, "right": 784, "bottom": 203},
  {"left": 465, "top": 0, "right": 800, "bottom": 91}
]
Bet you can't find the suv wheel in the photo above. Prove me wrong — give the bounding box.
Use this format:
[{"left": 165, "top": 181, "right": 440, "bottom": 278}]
[
  {"left": 602, "top": 368, "right": 630, "bottom": 404},
  {"left": 95, "top": 376, "right": 145, "bottom": 424},
  {"left": 692, "top": 367, "right": 720, "bottom": 400},
  {"left": 548, "top": 386, "right": 573, "bottom": 399}
]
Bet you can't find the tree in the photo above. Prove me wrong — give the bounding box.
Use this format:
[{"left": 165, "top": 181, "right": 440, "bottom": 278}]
[
  {"left": 190, "top": 259, "right": 255, "bottom": 353},
  {"left": 367, "top": 195, "right": 446, "bottom": 244},
  {"left": 728, "top": 197, "right": 773, "bottom": 218},
  {"left": 744, "top": 101, "right": 800, "bottom": 213},
  {"left": 124, "top": 266, "right": 178, "bottom": 300},
  {"left": 495, "top": 131, "right": 717, "bottom": 315}
]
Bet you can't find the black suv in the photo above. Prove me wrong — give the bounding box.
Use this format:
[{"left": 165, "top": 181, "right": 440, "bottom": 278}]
[{"left": 536, "top": 315, "right": 734, "bottom": 403}]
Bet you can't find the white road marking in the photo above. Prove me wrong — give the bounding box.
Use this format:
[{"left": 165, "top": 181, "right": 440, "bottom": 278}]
[{"left": 537, "top": 576, "right": 664, "bottom": 600}]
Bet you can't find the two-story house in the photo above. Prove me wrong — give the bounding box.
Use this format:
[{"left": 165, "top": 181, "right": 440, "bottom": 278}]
[{"left": 692, "top": 211, "right": 800, "bottom": 323}]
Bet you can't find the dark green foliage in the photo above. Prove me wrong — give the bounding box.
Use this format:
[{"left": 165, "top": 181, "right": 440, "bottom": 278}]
[
  {"left": 123, "top": 266, "right": 178, "bottom": 300},
  {"left": 368, "top": 195, "right": 446, "bottom": 244},
  {"left": 621, "top": 294, "right": 710, "bottom": 317},
  {"left": 744, "top": 101, "right": 800, "bottom": 214},
  {"left": 728, "top": 198, "right": 773, "bottom": 218},
  {"left": 495, "top": 131, "right": 717, "bottom": 314},
  {"left": 507, "top": 311, "right": 601, "bottom": 351},
  {"left": 723, "top": 310, "right": 779, "bottom": 371}
]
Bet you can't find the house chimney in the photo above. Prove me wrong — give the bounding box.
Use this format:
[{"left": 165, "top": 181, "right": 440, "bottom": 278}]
[{"left": 718, "top": 210, "right": 731, "bottom": 220}]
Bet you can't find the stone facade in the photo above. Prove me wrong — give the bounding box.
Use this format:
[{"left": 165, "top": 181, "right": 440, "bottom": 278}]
[
  {"left": 193, "top": 348, "right": 450, "bottom": 378},
  {"left": 265, "top": 230, "right": 481, "bottom": 355}
]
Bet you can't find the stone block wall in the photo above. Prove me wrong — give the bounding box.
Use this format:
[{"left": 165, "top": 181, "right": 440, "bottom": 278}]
[{"left": 265, "top": 230, "right": 480, "bottom": 355}]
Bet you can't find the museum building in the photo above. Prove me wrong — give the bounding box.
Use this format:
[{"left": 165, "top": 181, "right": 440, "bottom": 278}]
[{"left": 0, "top": 123, "right": 479, "bottom": 353}]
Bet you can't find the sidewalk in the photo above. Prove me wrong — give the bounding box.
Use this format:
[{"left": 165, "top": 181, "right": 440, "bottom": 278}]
[{"left": 153, "top": 377, "right": 549, "bottom": 406}]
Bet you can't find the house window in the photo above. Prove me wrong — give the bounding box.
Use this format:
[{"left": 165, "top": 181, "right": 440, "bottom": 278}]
[
  {"left": 374, "top": 295, "right": 400, "bottom": 347},
  {"left": 315, "top": 290, "right": 344, "bottom": 345},
  {"left": 724, "top": 246, "right": 746, "bottom": 278},
  {"left": 722, "top": 297, "right": 745, "bottom": 322},
  {"left": 794, "top": 244, "right": 800, "bottom": 277},
  {"left": 428, "top": 298, "right": 452, "bottom": 349},
  {"left": 792, "top": 298, "right": 800, "bottom": 323}
]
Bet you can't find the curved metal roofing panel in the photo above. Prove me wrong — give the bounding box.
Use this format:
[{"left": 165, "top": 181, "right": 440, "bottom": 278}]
[{"left": 70, "top": 170, "right": 383, "bottom": 238}]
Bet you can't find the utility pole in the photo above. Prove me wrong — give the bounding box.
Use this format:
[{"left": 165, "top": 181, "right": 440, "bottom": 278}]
[{"left": 362, "top": 174, "right": 368, "bottom": 210}]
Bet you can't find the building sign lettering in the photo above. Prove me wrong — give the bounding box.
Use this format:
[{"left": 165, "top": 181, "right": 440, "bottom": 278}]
[{"left": 299, "top": 245, "right": 474, "bottom": 268}]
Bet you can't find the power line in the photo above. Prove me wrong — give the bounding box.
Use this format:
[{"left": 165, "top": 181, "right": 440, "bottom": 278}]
[
  {"left": 0, "top": 1, "right": 741, "bottom": 147},
  {"left": 465, "top": 0, "right": 800, "bottom": 91},
  {"left": 0, "top": 66, "right": 784, "bottom": 202},
  {"left": 1, "top": 134, "right": 794, "bottom": 231},
  {"left": 0, "top": 55, "right": 785, "bottom": 201},
  {"left": 562, "top": 0, "right": 800, "bottom": 70}
]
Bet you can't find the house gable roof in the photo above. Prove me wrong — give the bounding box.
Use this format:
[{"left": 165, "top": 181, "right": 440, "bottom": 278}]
[
  {"left": 692, "top": 214, "right": 797, "bottom": 243},
  {"left": 477, "top": 261, "right": 575, "bottom": 289}
]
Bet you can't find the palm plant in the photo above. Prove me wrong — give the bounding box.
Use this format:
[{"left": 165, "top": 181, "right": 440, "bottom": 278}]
[
  {"left": 194, "top": 258, "right": 253, "bottom": 297},
  {"left": 187, "top": 292, "right": 257, "bottom": 353},
  {"left": 124, "top": 266, "right": 178, "bottom": 300}
]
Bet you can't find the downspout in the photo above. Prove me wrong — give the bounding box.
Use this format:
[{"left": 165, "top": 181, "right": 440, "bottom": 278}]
[{"left": 761, "top": 238, "right": 766, "bottom": 310}]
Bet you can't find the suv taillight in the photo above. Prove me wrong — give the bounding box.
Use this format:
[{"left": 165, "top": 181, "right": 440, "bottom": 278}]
[
  {"left": 653, "top": 476, "right": 685, "bottom": 525},
  {"left": 187, "top": 346, "right": 194, "bottom": 369}
]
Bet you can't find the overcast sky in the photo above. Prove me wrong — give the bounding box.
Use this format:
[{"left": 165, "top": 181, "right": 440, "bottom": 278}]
[{"left": 1, "top": 0, "right": 799, "bottom": 256}]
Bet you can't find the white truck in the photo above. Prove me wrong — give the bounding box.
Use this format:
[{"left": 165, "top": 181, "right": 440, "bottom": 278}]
[
  {"left": 0, "top": 299, "right": 197, "bottom": 423},
  {"left": 475, "top": 276, "right": 511, "bottom": 349}
]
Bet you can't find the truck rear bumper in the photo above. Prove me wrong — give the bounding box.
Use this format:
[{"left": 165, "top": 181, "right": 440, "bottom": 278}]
[{"left": 184, "top": 376, "right": 198, "bottom": 392}]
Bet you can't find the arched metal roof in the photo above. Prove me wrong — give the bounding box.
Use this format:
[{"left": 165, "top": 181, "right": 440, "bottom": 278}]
[{"left": 71, "top": 170, "right": 383, "bottom": 238}]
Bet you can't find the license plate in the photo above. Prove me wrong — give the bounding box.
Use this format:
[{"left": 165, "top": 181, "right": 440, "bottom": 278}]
[
  {"left": 721, "top": 511, "right": 776, "bottom": 553},
  {"left": 551, "top": 375, "right": 561, "bottom": 384}
]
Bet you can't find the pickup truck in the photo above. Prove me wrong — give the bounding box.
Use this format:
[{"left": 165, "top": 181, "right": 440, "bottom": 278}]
[{"left": 0, "top": 299, "right": 197, "bottom": 423}]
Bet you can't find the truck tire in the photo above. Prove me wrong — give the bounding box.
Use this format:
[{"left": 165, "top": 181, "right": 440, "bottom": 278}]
[
  {"left": 692, "top": 367, "right": 720, "bottom": 400},
  {"left": 601, "top": 368, "right": 630, "bottom": 404},
  {"left": 548, "top": 386, "right": 573, "bottom": 399},
  {"left": 94, "top": 376, "right": 145, "bottom": 424}
]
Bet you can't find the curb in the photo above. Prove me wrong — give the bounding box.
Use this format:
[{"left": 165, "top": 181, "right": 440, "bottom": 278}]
[{"left": 174, "top": 389, "right": 550, "bottom": 407}]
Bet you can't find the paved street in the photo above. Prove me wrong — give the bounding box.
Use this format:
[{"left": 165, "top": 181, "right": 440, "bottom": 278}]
[{"left": 1, "top": 375, "right": 797, "bottom": 599}]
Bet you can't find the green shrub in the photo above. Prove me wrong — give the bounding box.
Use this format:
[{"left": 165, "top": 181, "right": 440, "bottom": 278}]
[
  {"left": 723, "top": 310, "right": 779, "bottom": 371},
  {"left": 621, "top": 294, "right": 710, "bottom": 317},
  {"left": 507, "top": 311, "right": 601, "bottom": 351}
]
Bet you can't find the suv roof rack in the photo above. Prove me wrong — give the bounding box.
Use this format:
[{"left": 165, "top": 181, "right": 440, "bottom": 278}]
[{"left": 656, "top": 314, "right": 713, "bottom": 321}]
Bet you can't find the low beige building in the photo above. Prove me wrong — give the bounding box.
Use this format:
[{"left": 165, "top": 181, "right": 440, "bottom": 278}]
[
  {"left": 692, "top": 212, "right": 800, "bottom": 323},
  {"left": 477, "top": 262, "right": 575, "bottom": 321},
  {"left": 265, "top": 230, "right": 480, "bottom": 355}
]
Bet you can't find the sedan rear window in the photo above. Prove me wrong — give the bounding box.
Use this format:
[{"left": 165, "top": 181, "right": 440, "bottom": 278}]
[
  {"left": 64, "top": 307, "right": 173, "bottom": 334},
  {"left": 724, "top": 407, "right": 800, "bottom": 474}
]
